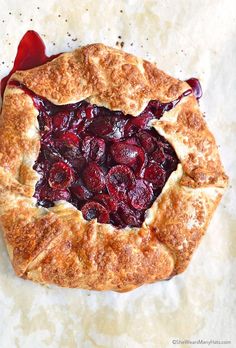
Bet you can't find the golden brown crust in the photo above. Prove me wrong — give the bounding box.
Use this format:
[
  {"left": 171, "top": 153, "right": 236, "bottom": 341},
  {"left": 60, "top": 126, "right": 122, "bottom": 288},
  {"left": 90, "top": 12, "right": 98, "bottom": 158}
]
[
  {"left": 0, "top": 43, "right": 228, "bottom": 291},
  {"left": 12, "top": 43, "right": 189, "bottom": 115}
]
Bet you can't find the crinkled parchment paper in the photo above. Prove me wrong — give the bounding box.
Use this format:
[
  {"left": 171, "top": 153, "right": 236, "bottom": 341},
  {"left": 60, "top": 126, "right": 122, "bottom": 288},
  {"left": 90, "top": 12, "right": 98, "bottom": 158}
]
[{"left": 0, "top": 1, "right": 235, "bottom": 347}]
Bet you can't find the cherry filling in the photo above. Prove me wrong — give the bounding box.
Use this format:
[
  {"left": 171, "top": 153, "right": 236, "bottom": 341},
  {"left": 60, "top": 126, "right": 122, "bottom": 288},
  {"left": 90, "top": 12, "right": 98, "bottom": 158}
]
[
  {"left": 9, "top": 83, "right": 186, "bottom": 229},
  {"left": 0, "top": 30, "right": 202, "bottom": 228}
]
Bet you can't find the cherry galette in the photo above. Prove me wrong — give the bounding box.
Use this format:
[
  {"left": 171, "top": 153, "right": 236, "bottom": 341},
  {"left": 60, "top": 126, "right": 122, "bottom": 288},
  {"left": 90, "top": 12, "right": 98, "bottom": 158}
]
[{"left": 0, "top": 35, "right": 228, "bottom": 291}]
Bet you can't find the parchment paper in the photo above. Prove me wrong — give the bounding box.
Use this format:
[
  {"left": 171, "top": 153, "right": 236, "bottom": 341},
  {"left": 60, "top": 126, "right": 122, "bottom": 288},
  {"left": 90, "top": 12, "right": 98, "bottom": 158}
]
[{"left": 0, "top": 1, "right": 235, "bottom": 347}]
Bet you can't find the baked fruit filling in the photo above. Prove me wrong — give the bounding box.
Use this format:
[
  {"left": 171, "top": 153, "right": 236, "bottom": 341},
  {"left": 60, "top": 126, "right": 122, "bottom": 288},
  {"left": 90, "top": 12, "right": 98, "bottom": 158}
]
[{"left": 13, "top": 84, "right": 189, "bottom": 229}]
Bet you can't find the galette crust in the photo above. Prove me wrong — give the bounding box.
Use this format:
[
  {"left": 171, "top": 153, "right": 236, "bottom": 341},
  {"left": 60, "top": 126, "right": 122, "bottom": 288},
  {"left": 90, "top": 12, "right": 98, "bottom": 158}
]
[{"left": 0, "top": 44, "right": 228, "bottom": 291}]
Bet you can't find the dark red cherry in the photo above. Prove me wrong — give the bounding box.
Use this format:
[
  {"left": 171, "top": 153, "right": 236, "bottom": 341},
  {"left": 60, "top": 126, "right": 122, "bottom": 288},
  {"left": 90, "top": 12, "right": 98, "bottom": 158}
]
[
  {"left": 137, "top": 130, "right": 158, "bottom": 153},
  {"left": 52, "top": 111, "right": 70, "bottom": 131},
  {"left": 82, "top": 162, "right": 106, "bottom": 193},
  {"left": 131, "top": 148, "right": 147, "bottom": 176},
  {"left": 110, "top": 212, "right": 126, "bottom": 229},
  {"left": 37, "top": 182, "right": 71, "bottom": 201},
  {"left": 128, "top": 180, "right": 153, "bottom": 210},
  {"left": 110, "top": 142, "right": 146, "bottom": 176},
  {"left": 85, "top": 104, "right": 95, "bottom": 120},
  {"left": 88, "top": 114, "right": 126, "bottom": 141},
  {"left": 71, "top": 183, "right": 93, "bottom": 200},
  {"left": 124, "top": 112, "right": 154, "bottom": 136},
  {"left": 41, "top": 145, "right": 62, "bottom": 163},
  {"left": 48, "top": 161, "right": 74, "bottom": 189},
  {"left": 117, "top": 203, "right": 141, "bottom": 227},
  {"left": 151, "top": 148, "right": 166, "bottom": 164},
  {"left": 110, "top": 142, "right": 141, "bottom": 166},
  {"left": 144, "top": 163, "right": 166, "bottom": 186},
  {"left": 156, "top": 140, "right": 171, "bottom": 152},
  {"left": 77, "top": 120, "right": 87, "bottom": 134},
  {"left": 94, "top": 193, "right": 118, "bottom": 212},
  {"left": 164, "top": 154, "right": 178, "bottom": 171},
  {"left": 106, "top": 165, "right": 135, "bottom": 200},
  {"left": 81, "top": 201, "right": 109, "bottom": 223},
  {"left": 61, "top": 146, "right": 79, "bottom": 162},
  {"left": 186, "top": 78, "right": 202, "bottom": 99},
  {"left": 75, "top": 108, "right": 86, "bottom": 119},
  {"left": 82, "top": 136, "right": 105, "bottom": 162},
  {"left": 70, "top": 109, "right": 85, "bottom": 131},
  {"left": 69, "top": 154, "right": 86, "bottom": 173},
  {"left": 55, "top": 131, "right": 80, "bottom": 147}
]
